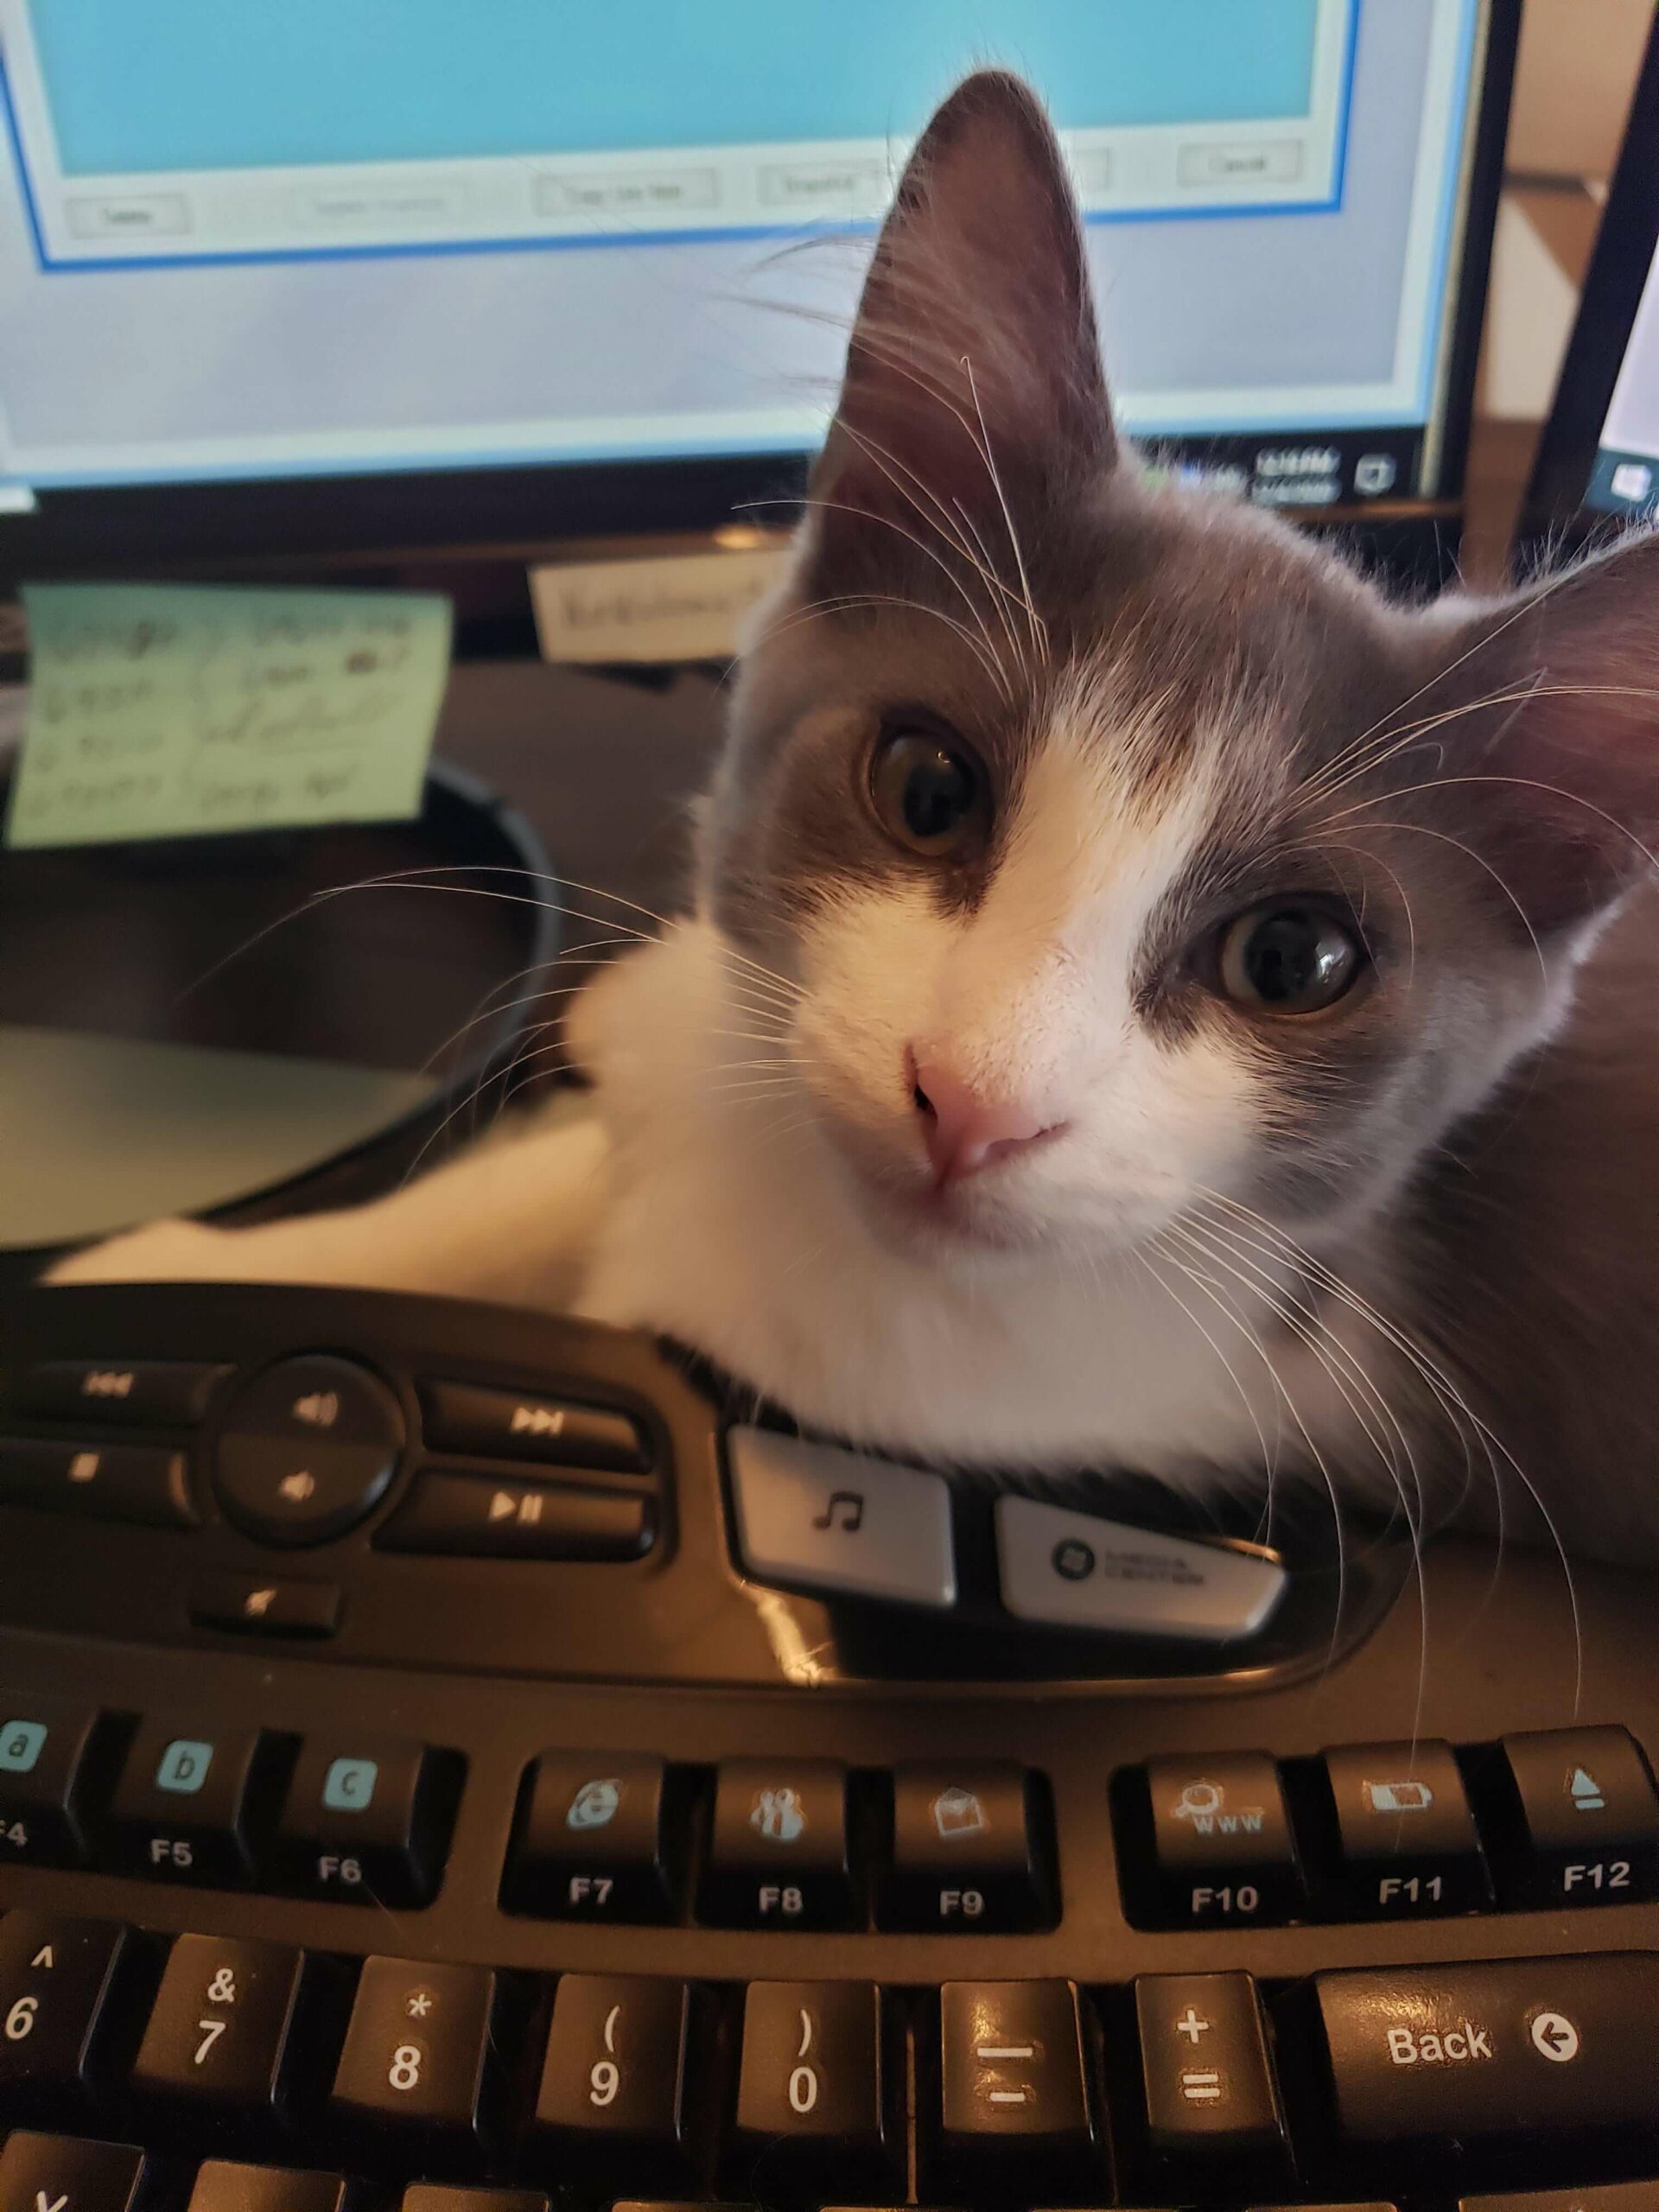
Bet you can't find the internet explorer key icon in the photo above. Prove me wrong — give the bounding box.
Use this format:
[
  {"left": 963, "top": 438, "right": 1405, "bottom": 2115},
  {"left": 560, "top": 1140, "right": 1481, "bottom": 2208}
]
[{"left": 567, "top": 1777, "right": 622, "bottom": 1831}]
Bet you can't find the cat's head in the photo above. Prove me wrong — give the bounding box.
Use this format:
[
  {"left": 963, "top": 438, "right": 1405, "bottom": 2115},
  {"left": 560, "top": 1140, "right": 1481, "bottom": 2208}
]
[{"left": 702, "top": 71, "right": 1659, "bottom": 1265}]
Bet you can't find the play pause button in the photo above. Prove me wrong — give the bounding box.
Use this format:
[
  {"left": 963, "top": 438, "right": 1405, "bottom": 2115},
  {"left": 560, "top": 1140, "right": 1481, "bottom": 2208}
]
[{"left": 378, "top": 1471, "right": 653, "bottom": 1560}]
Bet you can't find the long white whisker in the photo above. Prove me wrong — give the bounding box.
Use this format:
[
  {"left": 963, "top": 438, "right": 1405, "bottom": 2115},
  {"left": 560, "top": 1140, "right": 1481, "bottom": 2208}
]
[
  {"left": 1148, "top": 1227, "right": 1352, "bottom": 1664},
  {"left": 1173, "top": 1214, "right": 1432, "bottom": 1736},
  {"left": 1198, "top": 1188, "right": 1584, "bottom": 1718},
  {"left": 960, "top": 352, "right": 1048, "bottom": 665}
]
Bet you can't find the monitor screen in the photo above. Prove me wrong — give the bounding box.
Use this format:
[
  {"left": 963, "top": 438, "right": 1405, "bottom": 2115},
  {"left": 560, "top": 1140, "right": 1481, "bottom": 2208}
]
[
  {"left": 1582, "top": 240, "right": 1659, "bottom": 521},
  {"left": 0, "top": 0, "right": 1492, "bottom": 518}
]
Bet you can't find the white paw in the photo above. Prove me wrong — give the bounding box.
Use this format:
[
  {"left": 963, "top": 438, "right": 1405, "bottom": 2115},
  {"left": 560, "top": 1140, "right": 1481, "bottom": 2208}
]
[{"left": 46, "top": 1218, "right": 234, "bottom": 1286}]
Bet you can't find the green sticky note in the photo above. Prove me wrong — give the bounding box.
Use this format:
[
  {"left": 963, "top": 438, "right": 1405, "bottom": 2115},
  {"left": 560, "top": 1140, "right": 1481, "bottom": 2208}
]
[{"left": 5, "top": 582, "right": 453, "bottom": 849}]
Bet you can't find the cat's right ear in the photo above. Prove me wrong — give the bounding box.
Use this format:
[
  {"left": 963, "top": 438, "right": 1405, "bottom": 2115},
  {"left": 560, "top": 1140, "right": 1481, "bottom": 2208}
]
[
  {"left": 1405, "top": 530, "right": 1659, "bottom": 936},
  {"left": 804, "top": 71, "right": 1114, "bottom": 580}
]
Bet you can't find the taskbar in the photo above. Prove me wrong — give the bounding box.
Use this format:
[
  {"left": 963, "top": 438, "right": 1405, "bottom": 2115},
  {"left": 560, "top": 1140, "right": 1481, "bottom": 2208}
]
[
  {"left": 1135, "top": 425, "right": 1427, "bottom": 512},
  {"left": 1585, "top": 443, "right": 1659, "bottom": 521}
]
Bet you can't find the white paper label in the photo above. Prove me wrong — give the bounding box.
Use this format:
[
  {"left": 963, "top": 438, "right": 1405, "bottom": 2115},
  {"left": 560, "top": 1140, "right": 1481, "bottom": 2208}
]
[{"left": 531, "top": 548, "right": 789, "bottom": 664}]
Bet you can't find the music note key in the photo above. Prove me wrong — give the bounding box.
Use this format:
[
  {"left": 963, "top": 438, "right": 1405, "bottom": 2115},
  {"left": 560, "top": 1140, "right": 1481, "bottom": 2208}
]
[
  {"left": 812, "top": 1489, "right": 866, "bottom": 1533},
  {"left": 726, "top": 1427, "right": 957, "bottom": 1610}
]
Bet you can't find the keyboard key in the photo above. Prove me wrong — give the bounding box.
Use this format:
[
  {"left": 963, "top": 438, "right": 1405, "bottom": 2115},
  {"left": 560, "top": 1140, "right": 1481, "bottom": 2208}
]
[
  {"left": 533, "top": 1974, "right": 690, "bottom": 2182},
  {"left": 1142, "top": 1753, "right": 1302, "bottom": 1923},
  {"left": 0, "top": 2133, "right": 145, "bottom": 2212},
  {"left": 1134, "top": 1972, "right": 1285, "bottom": 2161},
  {"left": 213, "top": 1355, "right": 404, "bottom": 1548},
  {"left": 1315, "top": 1952, "right": 1659, "bottom": 2145},
  {"left": 274, "top": 1736, "right": 451, "bottom": 1906},
  {"left": 995, "top": 1494, "right": 1286, "bottom": 1639},
  {"left": 0, "top": 1440, "right": 196, "bottom": 1529},
  {"left": 1500, "top": 1726, "right": 1659, "bottom": 1905},
  {"left": 377, "top": 1472, "right": 652, "bottom": 1560},
  {"left": 1460, "top": 2190, "right": 1659, "bottom": 2210},
  {"left": 504, "top": 1754, "right": 671, "bottom": 1923},
  {"left": 420, "top": 1380, "right": 649, "bottom": 1474},
  {"left": 1321, "top": 1739, "right": 1491, "bottom": 1915},
  {"left": 881, "top": 1764, "right": 1047, "bottom": 1931},
  {"left": 936, "top": 1981, "right": 1096, "bottom": 2189},
  {"left": 0, "top": 1700, "right": 99, "bottom": 1866},
  {"left": 188, "top": 2166, "right": 347, "bottom": 2212},
  {"left": 331, "top": 1957, "right": 495, "bottom": 2138},
  {"left": 131, "top": 1935, "right": 302, "bottom": 2111},
  {"left": 726, "top": 1426, "right": 957, "bottom": 1610},
  {"left": 0, "top": 1914, "right": 127, "bottom": 2105},
  {"left": 732, "top": 1980, "right": 887, "bottom": 2193},
  {"left": 9, "top": 1360, "right": 230, "bottom": 1428},
  {"left": 402, "top": 2192, "right": 550, "bottom": 2212},
  {"left": 189, "top": 1575, "right": 342, "bottom": 1641},
  {"left": 699, "top": 1760, "right": 852, "bottom": 1929},
  {"left": 107, "top": 1719, "right": 263, "bottom": 1885}
]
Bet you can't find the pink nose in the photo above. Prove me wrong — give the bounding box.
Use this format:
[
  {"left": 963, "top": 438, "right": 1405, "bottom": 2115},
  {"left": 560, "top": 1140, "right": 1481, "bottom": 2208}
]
[{"left": 911, "top": 1056, "right": 1063, "bottom": 1183}]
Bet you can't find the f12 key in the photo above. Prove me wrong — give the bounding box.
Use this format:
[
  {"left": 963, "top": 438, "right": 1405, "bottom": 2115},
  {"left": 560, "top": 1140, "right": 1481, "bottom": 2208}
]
[{"left": 1498, "top": 1727, "right": 1659, "bottom": 1906}]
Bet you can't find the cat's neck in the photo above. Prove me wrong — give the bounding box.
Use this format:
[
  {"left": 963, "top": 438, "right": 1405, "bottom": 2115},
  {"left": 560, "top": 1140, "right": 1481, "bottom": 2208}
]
[{"left": 575, "top": 920, "right": 1414, "bottom": 1485}]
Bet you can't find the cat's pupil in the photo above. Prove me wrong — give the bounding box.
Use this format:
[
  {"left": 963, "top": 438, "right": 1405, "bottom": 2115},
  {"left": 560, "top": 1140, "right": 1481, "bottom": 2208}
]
[
  {"left": 1241, "top": 906, "right": 1355, "bottom": 1006},
  {"left": 869, "top": 726, "right": 988, "bottom": 856},
  {"left": 903, "top": 747, "right": 974, "bottom": 841}
]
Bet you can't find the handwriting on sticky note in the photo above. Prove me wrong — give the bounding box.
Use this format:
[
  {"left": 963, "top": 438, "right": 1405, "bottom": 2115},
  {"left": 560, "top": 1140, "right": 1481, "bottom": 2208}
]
[{"left": 4, "top": 582, "right": 453, "bottom": 849}]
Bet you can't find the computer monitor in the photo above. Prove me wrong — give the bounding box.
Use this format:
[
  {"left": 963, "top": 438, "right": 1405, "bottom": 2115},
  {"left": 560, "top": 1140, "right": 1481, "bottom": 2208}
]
[
  {"left": 1525, "top": 12, "right": 1659, "bottom": 550},
  {"left": 0, "top": 0, "right": 1516, "bottom": 600}
]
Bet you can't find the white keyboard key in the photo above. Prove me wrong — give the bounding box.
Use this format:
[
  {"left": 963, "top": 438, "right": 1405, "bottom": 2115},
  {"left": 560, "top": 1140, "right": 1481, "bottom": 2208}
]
[
  {"left": 995, "top": 1495, "right": 1285, "bottom": 1640},
  {"left": 726, "top": 1427, "right": 957, "bottom": 1611}
]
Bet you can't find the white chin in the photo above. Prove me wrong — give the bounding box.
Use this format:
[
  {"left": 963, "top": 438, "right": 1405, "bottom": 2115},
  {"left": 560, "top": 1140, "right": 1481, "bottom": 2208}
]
[{"left": 840, "top": 1154, "right": 1052, "bottom": 1260}]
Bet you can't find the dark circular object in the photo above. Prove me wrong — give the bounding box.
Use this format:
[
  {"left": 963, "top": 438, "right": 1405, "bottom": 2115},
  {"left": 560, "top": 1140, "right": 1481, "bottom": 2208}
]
[
  {"left": 1052, "top": 1539, "right": 1096, "bottom": 1583},
  {"left": 1217, "top": 901, "right": 1363, "bottom": 1014},
  {"left": 869, "top": 726, "right": 989, "bottom": 857},
  {"left": 0, "top": 760, "right": 560, "bottom": 1257},
  {"left": 213, "top": 1353, "right": 404, "bottom": 1547}
]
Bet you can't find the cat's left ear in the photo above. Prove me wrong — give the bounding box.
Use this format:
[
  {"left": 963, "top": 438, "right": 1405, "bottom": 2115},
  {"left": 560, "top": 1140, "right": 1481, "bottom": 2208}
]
[
  {"left": 1409, "top": 531, "right": 1659, "bottom": 936},
  {"left": 806, "top": 70, "right": 1114, "bottom": 577}
]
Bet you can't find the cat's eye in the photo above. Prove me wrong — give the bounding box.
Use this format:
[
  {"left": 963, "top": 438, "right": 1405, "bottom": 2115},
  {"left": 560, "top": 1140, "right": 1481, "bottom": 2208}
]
[
  {"left": 868, "top": 724, "right": 990, "bottom": 857},
  {"left": 1214, "top": 900, "right": 1365, "bottom": 1016}
]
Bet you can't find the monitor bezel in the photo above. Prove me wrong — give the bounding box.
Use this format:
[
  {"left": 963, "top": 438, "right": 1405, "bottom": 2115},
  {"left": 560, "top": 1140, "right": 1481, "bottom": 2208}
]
[
  {"left": 1522, "top": 10, "right": 1659, "bottom": 553},
  {"left": 0, "top": 0, "right": 1519, "bottom": 615}
]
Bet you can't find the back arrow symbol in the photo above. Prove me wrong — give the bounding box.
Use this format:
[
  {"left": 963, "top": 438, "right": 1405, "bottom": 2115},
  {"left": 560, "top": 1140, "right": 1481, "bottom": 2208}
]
[{"left": 1530, "top": 2010, "right": 1580, "bottom": 2063}]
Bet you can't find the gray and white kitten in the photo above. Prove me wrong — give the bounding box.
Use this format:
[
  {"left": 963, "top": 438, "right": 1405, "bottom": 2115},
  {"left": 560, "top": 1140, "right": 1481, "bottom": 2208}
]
[{"left": 60, "top": 74, "right": 1659, "bottom": 1560}]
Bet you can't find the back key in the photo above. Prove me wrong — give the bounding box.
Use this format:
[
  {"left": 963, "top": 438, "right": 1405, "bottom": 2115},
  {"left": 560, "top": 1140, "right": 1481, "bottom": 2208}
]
[{"left": 1316, "top": 1952, "right": 1659, "bottom": 2147}]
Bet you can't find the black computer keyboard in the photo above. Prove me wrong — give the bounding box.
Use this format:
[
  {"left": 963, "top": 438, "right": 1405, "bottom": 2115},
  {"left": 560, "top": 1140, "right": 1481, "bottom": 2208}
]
[{"left": 1, "top": 1282, "right": 1657, "bottom": 2212}]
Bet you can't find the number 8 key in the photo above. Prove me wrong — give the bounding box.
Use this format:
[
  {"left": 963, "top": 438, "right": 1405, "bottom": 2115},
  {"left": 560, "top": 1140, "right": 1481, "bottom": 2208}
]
[{"left": 330, "top": 1957, "right": 497, "bottom": 2139}]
